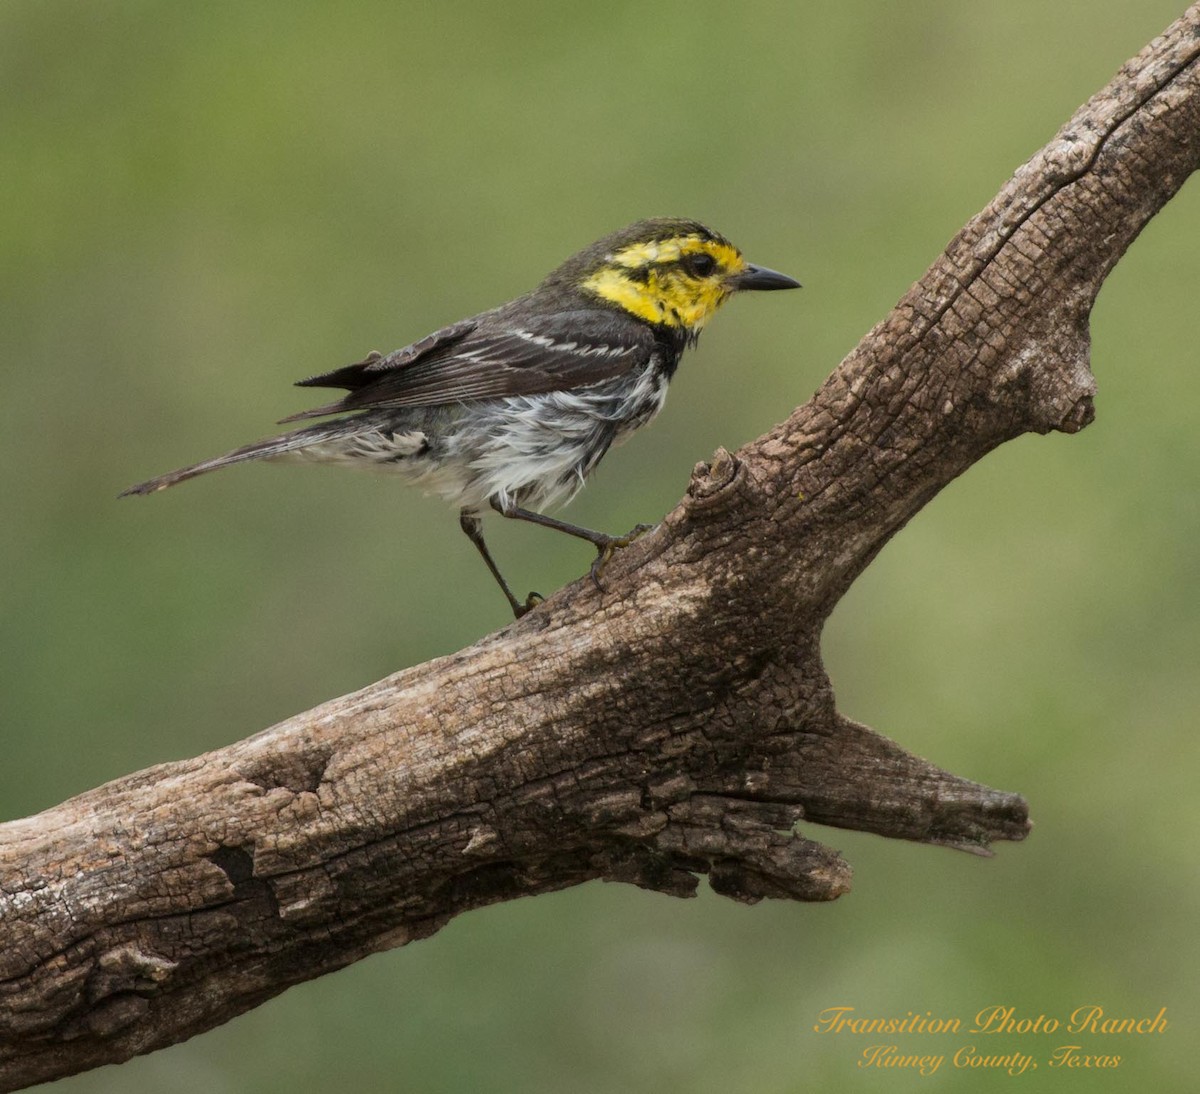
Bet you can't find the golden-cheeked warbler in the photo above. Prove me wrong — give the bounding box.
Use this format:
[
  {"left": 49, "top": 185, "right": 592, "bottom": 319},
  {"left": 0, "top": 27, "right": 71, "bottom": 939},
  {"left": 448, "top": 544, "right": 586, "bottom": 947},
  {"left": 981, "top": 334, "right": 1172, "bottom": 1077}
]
[{"left": 123, "top": 218, "right": 800, "bottom": 617}]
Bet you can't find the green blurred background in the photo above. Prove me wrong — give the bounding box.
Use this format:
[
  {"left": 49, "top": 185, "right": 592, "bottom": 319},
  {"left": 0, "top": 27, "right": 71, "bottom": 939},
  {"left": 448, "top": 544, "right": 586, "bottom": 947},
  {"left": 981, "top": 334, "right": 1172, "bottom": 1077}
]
[{"left": 2, "top": 1, "right": 1197, "bottom": 1090}]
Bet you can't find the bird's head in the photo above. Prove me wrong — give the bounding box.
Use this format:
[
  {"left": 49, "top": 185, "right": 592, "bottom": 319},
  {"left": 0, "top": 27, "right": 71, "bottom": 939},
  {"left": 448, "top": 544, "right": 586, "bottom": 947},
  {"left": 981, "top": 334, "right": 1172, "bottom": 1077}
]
[{"left": 544, "top": 218, "right": 800, "bottom": 336}]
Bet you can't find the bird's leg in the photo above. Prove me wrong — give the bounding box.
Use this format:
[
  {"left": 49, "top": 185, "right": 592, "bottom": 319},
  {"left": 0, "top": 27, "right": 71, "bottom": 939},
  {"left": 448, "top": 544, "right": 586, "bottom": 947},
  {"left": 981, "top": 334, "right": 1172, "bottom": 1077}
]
[
  {"left": 489, "top": 499, "right": 654, "bottom": 592},
  {"left": 459, "top": 511, "right": 542, "bottom": 619}
]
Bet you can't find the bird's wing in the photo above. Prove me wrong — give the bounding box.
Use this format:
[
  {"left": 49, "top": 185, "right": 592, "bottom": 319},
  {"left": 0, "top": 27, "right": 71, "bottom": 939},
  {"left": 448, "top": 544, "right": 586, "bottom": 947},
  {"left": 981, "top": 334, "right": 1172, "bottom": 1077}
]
[
  {"left": 281, "top": 310, "right": 655, "bottom": 421},
  {"left": 291, "top": 316, "right": 480, "bottom": 394}
]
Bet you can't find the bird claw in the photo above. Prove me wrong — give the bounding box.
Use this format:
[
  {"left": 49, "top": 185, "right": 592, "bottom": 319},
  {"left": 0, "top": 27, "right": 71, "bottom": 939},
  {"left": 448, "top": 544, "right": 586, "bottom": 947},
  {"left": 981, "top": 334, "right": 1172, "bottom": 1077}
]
[
  {"left": 588, "top": 523, "right": 657, "bottom": 592},
  {"left": 589, "top": 547, "right": 614, "bottom": 592},
  {"left": 515, "top": 591, "right": 544, "bottom": 618}
]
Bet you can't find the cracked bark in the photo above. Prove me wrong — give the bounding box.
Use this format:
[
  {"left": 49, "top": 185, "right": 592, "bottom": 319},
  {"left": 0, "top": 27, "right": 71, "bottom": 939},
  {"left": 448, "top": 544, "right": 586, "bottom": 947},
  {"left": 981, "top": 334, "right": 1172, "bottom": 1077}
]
[{"left": 4, "top": 8, "right": 1200, "bottom": 1089}]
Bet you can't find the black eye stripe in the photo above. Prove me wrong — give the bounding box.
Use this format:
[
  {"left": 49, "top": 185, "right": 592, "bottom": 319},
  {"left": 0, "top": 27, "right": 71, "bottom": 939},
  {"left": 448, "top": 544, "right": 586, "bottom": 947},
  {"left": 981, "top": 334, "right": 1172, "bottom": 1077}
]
[
  {"left": 682, "top": 252, "right": 717, "bottom": 277},
  {"left": 619, "top": 250, "right": 719, "bottom": 281}
]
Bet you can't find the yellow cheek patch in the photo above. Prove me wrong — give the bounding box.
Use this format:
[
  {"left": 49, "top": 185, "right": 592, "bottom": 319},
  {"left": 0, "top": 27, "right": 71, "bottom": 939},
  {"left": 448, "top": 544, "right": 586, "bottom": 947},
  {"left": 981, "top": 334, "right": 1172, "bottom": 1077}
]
[
  {"left": 580, "top": 266, "right": 672, "bottom": 325},
  {"left": 583, "top": 237, "right": 747, "bottom": 329},
  {"left": 655, "top": 269, "right": 726, "bottom": 330}
]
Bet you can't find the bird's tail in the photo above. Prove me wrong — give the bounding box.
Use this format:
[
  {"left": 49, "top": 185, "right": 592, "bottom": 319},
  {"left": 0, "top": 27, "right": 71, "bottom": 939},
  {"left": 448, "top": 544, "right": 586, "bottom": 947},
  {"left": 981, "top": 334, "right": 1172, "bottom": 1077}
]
[{"left": 119, "top": 419, "right": 355, "bottom": 497}]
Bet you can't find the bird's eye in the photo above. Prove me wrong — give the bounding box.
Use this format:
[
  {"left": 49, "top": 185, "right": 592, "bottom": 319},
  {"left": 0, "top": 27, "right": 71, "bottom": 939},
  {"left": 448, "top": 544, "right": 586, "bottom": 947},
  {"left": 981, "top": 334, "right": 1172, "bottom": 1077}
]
[{"left": 684, "top": 253, "right": 717, "bottom": 278}]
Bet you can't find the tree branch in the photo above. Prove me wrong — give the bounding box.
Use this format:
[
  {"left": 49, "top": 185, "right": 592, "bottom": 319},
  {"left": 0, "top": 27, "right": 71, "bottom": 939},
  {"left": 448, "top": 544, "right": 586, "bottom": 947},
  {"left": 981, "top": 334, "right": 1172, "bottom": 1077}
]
[{"left": 4, "top": 7, "right": 1200, "bottom": 1089}]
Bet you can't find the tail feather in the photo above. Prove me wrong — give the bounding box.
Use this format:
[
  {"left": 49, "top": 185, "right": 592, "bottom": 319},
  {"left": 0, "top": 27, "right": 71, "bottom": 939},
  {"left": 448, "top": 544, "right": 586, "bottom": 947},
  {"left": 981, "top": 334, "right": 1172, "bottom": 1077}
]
[{"left": 119, "top": 421, "right": 351, "bottom": 497}]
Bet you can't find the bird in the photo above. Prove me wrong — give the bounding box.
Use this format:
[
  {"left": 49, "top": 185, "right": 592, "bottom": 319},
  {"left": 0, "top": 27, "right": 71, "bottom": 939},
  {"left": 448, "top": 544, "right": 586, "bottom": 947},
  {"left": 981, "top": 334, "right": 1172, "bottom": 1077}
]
[{"left": 122, "top": 218, "right": 801, "bottom": 617}]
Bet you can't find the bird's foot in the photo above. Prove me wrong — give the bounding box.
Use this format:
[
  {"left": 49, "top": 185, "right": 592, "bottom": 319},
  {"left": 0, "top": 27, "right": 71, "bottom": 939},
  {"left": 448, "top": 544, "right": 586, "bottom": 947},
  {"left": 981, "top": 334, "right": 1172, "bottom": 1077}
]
[
  {"left": 514, "top": 591, "right": 545, "bottom": 619},
  {"left": 588, "top": 523, "right": 656, "bottom": 591}
]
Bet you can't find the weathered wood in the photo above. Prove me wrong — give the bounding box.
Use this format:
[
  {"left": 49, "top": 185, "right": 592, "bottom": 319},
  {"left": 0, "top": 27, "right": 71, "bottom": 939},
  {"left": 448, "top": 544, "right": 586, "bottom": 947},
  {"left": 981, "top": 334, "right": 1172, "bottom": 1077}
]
[{"left": 4, "top": 7, "right": 1199, "bottom": 1089}]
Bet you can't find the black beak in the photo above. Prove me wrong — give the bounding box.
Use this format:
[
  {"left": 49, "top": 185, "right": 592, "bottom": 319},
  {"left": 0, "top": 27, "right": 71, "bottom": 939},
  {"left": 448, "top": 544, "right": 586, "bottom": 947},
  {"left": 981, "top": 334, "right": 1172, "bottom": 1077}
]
[{"left": 726, "top": 262, "right": 802, "bottom": 292}]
